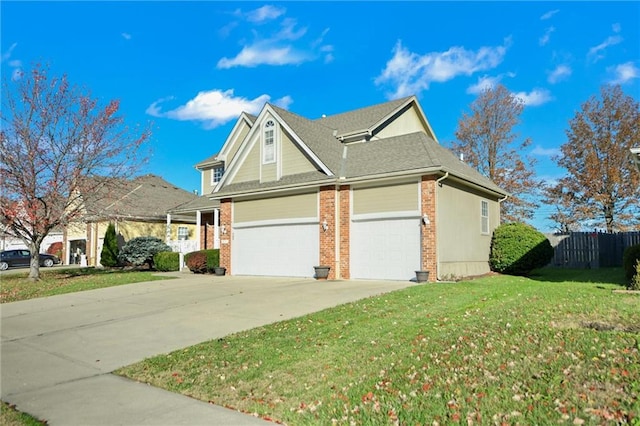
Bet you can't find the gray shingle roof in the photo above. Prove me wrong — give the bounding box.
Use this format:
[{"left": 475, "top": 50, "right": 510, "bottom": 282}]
[
  {"left": 315, "top": 96, "right": 412, "bottom": 137},
  {"left": 84, "top": 174, "right": 198, "bottom": 221},
  {"left": 211, "top": 96, "right": 506, "bottom": 198}
]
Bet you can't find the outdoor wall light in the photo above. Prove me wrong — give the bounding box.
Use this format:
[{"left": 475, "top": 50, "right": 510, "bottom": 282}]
[
  {"left": 221, "top": 225, "right": 227, "bottom": 234},
  {"left": 321, "top": 219, "right": 329, "bottom": 232},
  {"left": 422, "top": 215, "right": 430, "bottom": 225}
]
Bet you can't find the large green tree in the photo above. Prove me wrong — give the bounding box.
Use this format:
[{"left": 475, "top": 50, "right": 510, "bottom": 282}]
[
  {"left": 0, "top": 64, "right": 150, "bottom": 280},
  {"left": 451, "top": 84, "right": 539, "bottom": 223},
  {"left": 548, "top": 85, "right": 639, "bottom": 232}
]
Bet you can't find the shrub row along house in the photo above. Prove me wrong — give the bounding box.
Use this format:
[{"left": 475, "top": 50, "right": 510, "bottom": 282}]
[{"left": 169, "top": 96, "right": 507, "bottom": 281}]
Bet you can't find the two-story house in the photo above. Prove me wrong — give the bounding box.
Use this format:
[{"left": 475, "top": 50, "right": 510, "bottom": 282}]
[{"left": 172, "top": 96, "right": 508, "bottom": 281}]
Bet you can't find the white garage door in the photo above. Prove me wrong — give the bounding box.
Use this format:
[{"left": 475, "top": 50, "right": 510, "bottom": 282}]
[
  {"left": 232, "top": 223, "right": 319, "bottom": 277},
  {"left": 351, "top": 217, "right": 421, "bottom": 281}
]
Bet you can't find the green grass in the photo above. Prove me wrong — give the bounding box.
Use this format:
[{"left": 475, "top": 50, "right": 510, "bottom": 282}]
[
  {"left": 0, "top": 267, "right": 172, "bottom": 303},
  {"left": 0, "top": 402, "right": 45, "bottom": 426},
  {"left": 117, "top": 268, "right": 640, "bottom": 425}
]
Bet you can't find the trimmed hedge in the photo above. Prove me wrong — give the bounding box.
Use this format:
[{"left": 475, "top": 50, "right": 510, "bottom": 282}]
[
  {"left": 623, "top": 244, "right": 640, "bottom": 281},
  {"left": 154, "top": 251, "right": 180, "bottom": 272},
  {"left": 185, "top": 249, "right": 220, "bottom": 274},
  {"left": 489, "top": 222, "right": 554, "bottom": 276}
]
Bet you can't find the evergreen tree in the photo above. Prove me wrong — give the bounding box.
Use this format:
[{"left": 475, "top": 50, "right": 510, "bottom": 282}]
[{"left": 100, "top": 223, "right": 119, "bottom": 267}]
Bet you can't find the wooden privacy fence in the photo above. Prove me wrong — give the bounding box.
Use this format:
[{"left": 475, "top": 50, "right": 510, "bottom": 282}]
[{"left": 546, "top": 231, "right": 640, "bottom": 268}]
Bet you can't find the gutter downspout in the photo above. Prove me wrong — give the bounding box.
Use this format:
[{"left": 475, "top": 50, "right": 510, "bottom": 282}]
[
  {"left": 498, "top": 194, "right": 509, "bottom": 225},
  {"left": 433, "top": 172, "right": 448, "bottom": 281}
]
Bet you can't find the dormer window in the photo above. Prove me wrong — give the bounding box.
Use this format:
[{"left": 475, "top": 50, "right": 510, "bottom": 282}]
[
  {"left": 263, "top": 120, "right": 275, "bottom": 164},
  {"left": 211, "top": 166, "right": 224, "bottom": 184}
]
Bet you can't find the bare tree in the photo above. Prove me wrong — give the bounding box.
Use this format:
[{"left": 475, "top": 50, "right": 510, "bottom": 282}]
[
  {"left": 551, "top": 85, "right": 639, "bottom": 232},
  {"left": 0, "top": 64, "right": 151, "bottom": 280},
  {"left": 451, "top": 84, "right": 539, "bottom": 223}
]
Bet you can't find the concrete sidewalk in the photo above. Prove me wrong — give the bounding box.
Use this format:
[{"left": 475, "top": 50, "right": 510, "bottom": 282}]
[{"left": 1, "top": 273, "right": 418, "bottom": 425}]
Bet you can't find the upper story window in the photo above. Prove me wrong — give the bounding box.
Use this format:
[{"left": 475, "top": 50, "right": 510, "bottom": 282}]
[
  {"left": 211, "top": 166, "right": 224, "bottom": 184},
  {"left": 481, "top": 200, "right": 489, "bottom": 235},
  {"left": 263, "top": 120, "right": 275, "bottom": 164}
]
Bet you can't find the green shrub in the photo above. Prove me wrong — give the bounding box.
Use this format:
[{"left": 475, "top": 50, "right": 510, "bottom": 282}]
[
  {"left": 622, "top": 244, "right": 640, "bottom": 281},
  {"left": 118, "top": 236, "right": 171, "bottom": 269},
  {"left": 100, "top": 223, "right": 120, "bottom": 267},
  {"left": 489, "top": 222, "right": 554, "bottom": 276},
  {"left": 630, "top": 260, "right": 640, "bottom": 291},
  {"left": 185, "top": 249, "right": 219, "bottom": 274},
  {"left": 154, "top": 251, "right": 180, "bottom": 272}
]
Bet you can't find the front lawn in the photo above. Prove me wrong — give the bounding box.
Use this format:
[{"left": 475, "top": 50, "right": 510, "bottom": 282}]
[
  {"left": 0, "top": 268, "right": 171, "bottom": 303},
  {"left": 117, "top": 268, "right": 640, "bottom": 425}
]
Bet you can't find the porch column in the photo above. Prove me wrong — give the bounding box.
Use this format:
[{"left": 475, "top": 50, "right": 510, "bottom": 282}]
[
  {"left": 213, "top": 208, "right": 220, "bottom": 249},
  {"left": 196, "top": 210, "right": 202, "bottom": 250},
  {"left": 165, "top": 214, "right": 172, "bottom": 244}
]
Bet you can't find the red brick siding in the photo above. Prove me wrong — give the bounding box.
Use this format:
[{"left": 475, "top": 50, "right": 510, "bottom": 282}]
[
  {"left": 421, "top": 176, "right": 437, "bottom": 281},
  {"left": 199, "top": 212, "right": 215, "bottom": 249},
  {"left": 319, "top": 186, "right": 336, "bottom": 279},
  {"left": 339, "top": 185, "right": 350, "bottom": 279},
  {"left": 219, "top": 199, "right": 232, "bottom": 273}
]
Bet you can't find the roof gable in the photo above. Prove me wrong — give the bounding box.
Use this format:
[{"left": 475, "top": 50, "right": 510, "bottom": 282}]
[{"left": 195, "top": 113, "right": 256, "bottom": 169}]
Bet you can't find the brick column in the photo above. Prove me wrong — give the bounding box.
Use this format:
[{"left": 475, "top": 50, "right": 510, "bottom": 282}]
[
  {"left": 339, "top": 185, "right": 350, "bottom": 279},
  {"left": 319, "top": 186, "right": 337, "bottom": 279},
  {"left": 219, "top": 199, "right": 232, "bottom": 273},
  {"left": 421, "top": 176, "right": 437, "bottom": 281}
]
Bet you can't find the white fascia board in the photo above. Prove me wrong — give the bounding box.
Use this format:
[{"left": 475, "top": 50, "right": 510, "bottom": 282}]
[{"left": 218, "top": 113, "right": 254, "bottom": 160}]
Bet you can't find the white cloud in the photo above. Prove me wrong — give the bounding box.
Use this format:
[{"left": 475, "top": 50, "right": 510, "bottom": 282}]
[
  {"left": 245, "top": 5, "right": 286, "bottom": 23},
  {"left": 466, "top": 72, "right": 515, "bottom": 94},
  {"left": 375, "top": 38, "right": 511, "bottom": 99},
  {"left": 513, "top": 88, "right": 553, "bottom": 106},
  {"left": 121, "top": 32, "right": 131, "bottom": 40},
  {"left": 607, "top": 62, "right": 639, "bottom": 85},
  {"left": 612, "top": 23, "right": 621, "bottom": 33},
  {"left": 532, "top": 145, "right": 561, "bottom": 157},
  {"left": 540, "top": 9, "right": 559, "bottom": 20},
  {"left": 218, "top": 44, "right": 310, "bottom": 68},
  {"left": 588, "top": 35, "right": 623, "bottom": 62},
  {"left": 218, "top": 8, "right": 330, "bottom": 68},
  {"left": 539, "top": 26, "right": 555, "bottom": 46},
  {"left": 2, "top": 43, "right": 23, "bottom": 80},
  {"left": 146, "top": 89, "right": 292, "bottom": 129},
  {"left": 547, "top": 64, "right": 572, "bottom": 84}
]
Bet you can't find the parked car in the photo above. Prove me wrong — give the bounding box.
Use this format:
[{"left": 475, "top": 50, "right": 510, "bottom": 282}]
[{"left": 0, "top": 249, "right": 61, "bottom": 270}]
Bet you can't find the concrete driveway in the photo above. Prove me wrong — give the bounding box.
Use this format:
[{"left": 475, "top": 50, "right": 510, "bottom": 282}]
[{"left": 1, "top": 273, "right": 417, "bottom": 425}]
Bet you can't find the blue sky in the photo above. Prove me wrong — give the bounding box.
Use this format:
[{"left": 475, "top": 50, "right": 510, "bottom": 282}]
[{"left": 2, "top": 1, "right": 639, "bottom": 232}]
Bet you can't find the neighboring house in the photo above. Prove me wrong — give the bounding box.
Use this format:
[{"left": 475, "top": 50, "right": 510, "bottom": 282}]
[
  {"left": 0, "top": 228, "right": 63, "bottom": 253},
  {"left": 175, "top": 96, "right": 508, "bottom": 281},
  {"left": 65, "top": 174, "right": 199, "bottom": 266},
  {"left": 632, "top": 147, "right": 640, "bottom": 172}
]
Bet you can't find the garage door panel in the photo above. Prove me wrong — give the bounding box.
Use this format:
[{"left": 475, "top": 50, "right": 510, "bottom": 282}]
[
  {"left": 232, "top": 223, "right": 318, "bottom": 277},
  {"left": 351, "top": 218, "right": 421, "bottom": 281}
]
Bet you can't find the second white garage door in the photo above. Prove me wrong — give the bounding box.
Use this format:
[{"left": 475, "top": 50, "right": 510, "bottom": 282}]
[
  {"left": 232, "top": 222, "right": 319, "bottom": 277},
  {"left": 350, "top": 217, "right": 421, "bottom": 281}
]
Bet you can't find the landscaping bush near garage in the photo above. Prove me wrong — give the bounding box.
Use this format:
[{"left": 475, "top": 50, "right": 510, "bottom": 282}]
[
  {"left": 185, "top": 249, "right": 219, "bottom": 274},
  {"left": 489, "top": 222, "right": 554, "bottom": 275},
  {"left": 153, "top": 251, "right": 180, "bottom": 272},
  {"left": 118, "top": 236, "right": 171, "bottom": 270}
]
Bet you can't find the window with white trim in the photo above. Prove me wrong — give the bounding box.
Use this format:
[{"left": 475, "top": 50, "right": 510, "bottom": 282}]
[
  {"left": 481, "top": 200, "right": 489, "bottom": 235},
  {"left": 177, "top": 226, "right": 189, "bottom": 240},
  {"left": 211, "top": 166, "right": 224, "bottom": 184},
  {"left": 263, "top": 120, "right": 275, "bottom": 164}
]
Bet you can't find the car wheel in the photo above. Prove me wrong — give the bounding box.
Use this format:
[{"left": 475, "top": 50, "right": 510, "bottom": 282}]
[
  {"left": 0, "top": 261, "right": 8, "bottom": 271},
  {"left": 44, "top": 258, "right": 54, "bottom": 267}
]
